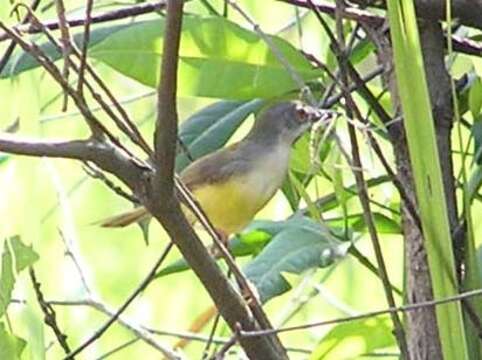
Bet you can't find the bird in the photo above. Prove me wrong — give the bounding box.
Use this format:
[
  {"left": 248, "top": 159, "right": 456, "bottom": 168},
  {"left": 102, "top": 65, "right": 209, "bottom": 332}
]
[{"left": 100, "top": 100, "right": 324, "bottom": 239}]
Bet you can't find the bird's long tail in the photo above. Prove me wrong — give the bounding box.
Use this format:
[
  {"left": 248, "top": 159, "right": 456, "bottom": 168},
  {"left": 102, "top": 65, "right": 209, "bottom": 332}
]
[{"left": 98, "top": 207, "right": 149, "bottom": 227}]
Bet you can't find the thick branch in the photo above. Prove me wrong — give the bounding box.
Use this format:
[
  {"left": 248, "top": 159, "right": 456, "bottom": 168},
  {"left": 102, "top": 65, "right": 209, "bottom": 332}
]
[
  {"left": 0, "top": 135, "right": 145, "bottom": 189},
  {"left": 146, "top": 1, "right": 285, "bottom": 358}
]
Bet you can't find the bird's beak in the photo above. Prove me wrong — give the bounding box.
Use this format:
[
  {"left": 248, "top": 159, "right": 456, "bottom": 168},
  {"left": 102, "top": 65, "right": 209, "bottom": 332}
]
[{"left": 296, "top": 104, "right": 336, "bottom": 126}]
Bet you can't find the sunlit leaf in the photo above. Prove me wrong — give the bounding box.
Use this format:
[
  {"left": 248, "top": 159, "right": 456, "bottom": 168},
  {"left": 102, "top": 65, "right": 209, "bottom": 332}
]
[
  {"left": 0, "top": 23, "right": 132, "bottom": 78},
  {"left": 0, "top": 322, "right": 26, "bottom": 359},
  {"left": 89, "top": 16, "right": 321, "bottom": 99},
  {"left": 469, "top": 77, "right": 482, "bottom": 119},
  {"left": 310, "top": 317, "right": 395, "bottom": 360},
  {"left": 0, "top": 236, "right": 39, "bottom": 317}
]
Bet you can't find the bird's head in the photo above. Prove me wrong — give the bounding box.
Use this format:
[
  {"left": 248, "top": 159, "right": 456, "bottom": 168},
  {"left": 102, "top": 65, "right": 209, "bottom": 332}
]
[{"left": 248, "top": 101, "right": 326, "bottom": 145}]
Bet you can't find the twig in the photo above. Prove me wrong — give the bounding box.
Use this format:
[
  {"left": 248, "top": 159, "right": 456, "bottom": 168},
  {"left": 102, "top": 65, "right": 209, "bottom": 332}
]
[
  {"left": 0, "top": 0, "right": 41, "bottom": 74},
  {"left": 29, "top": 268, "right": 72, "bottom": 355},
  {"left": 63, "top": 242, "right": 176, "bottom": 359},
  {"left": 77, "top": 0, "right": 94, "bottom": 94},
  {"left": 0, "top": 0, "right": 168, "bottom": 42},
  {"left": 83, "top": 162, "right": 140, "bottom": 204},
  {"left": 7, "top": 6, "right": 151, "bottom": 155},
  {"left": 210, "top": 334, "right": 237, "bottom": 360},
  {"left": 311, "top": 0, "right": 409, "bottom": 357},
  {"left": 278, "top": 0, "right": 482, "bottom": 57},
  {"left": 50, "top": 298, "right": 182, "bottom": 357},
  {"left": 54, "top": 0, "right": 72, "bottom": 111},
  {"left": 240, "top": 287, "right": 482, "bottom": 338}
]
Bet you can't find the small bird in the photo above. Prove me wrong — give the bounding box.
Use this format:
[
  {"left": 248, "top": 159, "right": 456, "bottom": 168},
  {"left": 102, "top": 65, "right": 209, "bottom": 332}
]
[{"left": 100, "top": 101, "right": 324, "bottom": 238}]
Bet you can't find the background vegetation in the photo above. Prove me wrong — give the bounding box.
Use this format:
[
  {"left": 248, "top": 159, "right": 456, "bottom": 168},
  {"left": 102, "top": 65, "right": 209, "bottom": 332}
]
[{"left": 0, "top": 0, "right": 481, "bottom": 359}]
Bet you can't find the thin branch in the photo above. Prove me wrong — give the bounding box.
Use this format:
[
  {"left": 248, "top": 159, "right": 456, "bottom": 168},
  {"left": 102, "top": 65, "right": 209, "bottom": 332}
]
[
  {"left": 54, "top": 0, "right": 72, "bottom": 110},
  {"left": 0, "top": 0, "right": 41, "bottom": 73},
  {"left": 29, "top": 268, "right": 72, "bottom": 355},
  {"left": 239, "top": 288, "right": 482, "bottom": 338},
  {"left": 0, "top": 0, "right": 168, "bottom": 42},
  {"left": 83, "top": 162, "right": 140, "bottom": 205},
  {"left": 63, "top": 242, "right": 176, "bottom": 359},
  {"left": 329, "top": 1, "right": 409, "bottom": 357},
  {"left": 279, "top": 0, "right": 482, "bottom": 57},
  {"left": 77, "top": 0, "right": 94, "bottom": 94}
]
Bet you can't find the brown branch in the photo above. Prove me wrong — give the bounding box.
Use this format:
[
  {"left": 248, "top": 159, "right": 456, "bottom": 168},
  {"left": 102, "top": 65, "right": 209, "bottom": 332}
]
[
  {"left": 54, "top": 0, "right": 72, "bottom": 110},
  {"left": 279, "top": 0, "right": 482, "bottom": 57},
  {"left": 77, "top": 0, "right": 94, "bottom": 95},
  {"left": 29, "top": 268, "right": 72, "bottom": 356},
  {"left": 146, "top": 1, "right": 286, "bottom": 359},
  {"left": 0, "top": 135, "right": 145, "bottom": 189},
  {"left": 309, "top": 0, "right": 410, "bottom": 357},
  {"left": 0, "top": 0, "right": 41, "bottom": 73},
  {"left": 0, "top": 0, "right": 168, "bottom": 42}
]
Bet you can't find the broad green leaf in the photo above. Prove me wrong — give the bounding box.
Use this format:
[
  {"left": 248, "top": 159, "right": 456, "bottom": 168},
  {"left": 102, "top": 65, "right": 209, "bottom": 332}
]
[
  {"left": 89, "top": 16, "right": 322, "bottom": 99},
  {"left": 310, "top": 317, "right": 395, "bottom": 360},
  {"left": 0, "top": 322, "right": 26, "bottom": 360},
  {"left": 0, "top": 236, "right": 39, "bottom": 317},
  {"left": 469, "top": 77, "right": 482, "bottom": 119},
  {"left": 156, "top": 217, "right": 344, "bottom": 278},
  {"left": 243, "top": 218, "right": 349, "bottom": 303},
  {"left": 176, "top": 99, "right": 264, "bottom": 171},
  {"left": 0, "top": 23, "right": 132, "bottom": 78}
]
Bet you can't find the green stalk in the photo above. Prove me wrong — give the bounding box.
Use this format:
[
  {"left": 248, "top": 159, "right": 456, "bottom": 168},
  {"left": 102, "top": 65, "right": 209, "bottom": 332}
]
[{"left": 386, "top": 1, "right": 469, "bottom": 359}]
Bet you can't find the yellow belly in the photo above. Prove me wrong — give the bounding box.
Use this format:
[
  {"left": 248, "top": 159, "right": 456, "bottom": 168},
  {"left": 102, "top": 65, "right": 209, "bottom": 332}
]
[{"left": 185, "top": 176, "right": 276, "bottom": 235}]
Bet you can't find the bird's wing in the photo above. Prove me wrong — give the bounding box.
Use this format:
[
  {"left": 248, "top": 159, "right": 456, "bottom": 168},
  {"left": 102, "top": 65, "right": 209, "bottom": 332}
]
[{"left": 180, "top": 142, "right": 253, "bottom": 191}]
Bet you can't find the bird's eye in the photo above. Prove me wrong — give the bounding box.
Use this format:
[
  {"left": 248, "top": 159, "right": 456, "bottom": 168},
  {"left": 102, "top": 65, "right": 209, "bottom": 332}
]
[{"left": 295, "top": 105, "right": 309, "bottom": 122}]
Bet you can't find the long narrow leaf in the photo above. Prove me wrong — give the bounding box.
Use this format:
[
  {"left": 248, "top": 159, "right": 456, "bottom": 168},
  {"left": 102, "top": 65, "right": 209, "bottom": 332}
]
[{"left": 387, "top": 1, "right": 468, "bottom": 359}]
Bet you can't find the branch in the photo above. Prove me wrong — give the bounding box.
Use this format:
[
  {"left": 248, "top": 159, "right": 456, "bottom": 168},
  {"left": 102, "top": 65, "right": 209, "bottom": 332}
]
[
  {"left": 63, "top": 242, "right": 176, "bottom": 359},
  {"left": 239, "top": 287, "right": 482, "bottom": 338},
  {"left": 29, "top": 268, "right": 72, "bottom": 355},
  {"left": 0, "top": 1, "right": 168, "bottom": 42},
  {"left": 146, "top": 1, "right": 286, "bottom": 358},
  {"left": 0, "top": 135, "right": 145, "bottom": 189},
  {"left": 279, "top": 0, "right": 482, "bottom": 56}
]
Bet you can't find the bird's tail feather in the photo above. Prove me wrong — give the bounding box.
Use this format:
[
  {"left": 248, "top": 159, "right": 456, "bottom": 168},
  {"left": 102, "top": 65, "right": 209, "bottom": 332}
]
[{"left": 98, "top": 207, "right": 149, "bottom": 227}]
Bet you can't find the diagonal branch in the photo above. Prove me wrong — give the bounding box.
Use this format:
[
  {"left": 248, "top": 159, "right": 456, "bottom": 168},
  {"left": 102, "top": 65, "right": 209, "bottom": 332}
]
[{"left": 145, "top": 1, "right": 287, "bottom": 359}]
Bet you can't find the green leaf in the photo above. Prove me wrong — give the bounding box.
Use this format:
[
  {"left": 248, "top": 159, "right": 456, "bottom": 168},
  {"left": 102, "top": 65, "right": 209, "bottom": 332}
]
[
  {"left": 326, "top": 212, "right": 401, "bottom": 234},
  {"left": 349, "top": 39, "right": 376, "bottom": 66},
  {"left": 176, "top": 99, "right": 264, "bottom": 171},
  {"left": 310, "top": 317, "right": 395, "bottom": 360},
  {"left": 89, "top": 16, "right": 321, "bottom": 99},
  {"left": 0, "top": 23, "right": 133, "bottom": 78},
  {"left": 472, "top": 117, "right": 482, "bottom": 165},
  {"left": 0, "top": 322, "right": 26, "bottom": 360},
  {"left": 0, "top": 236, "right": 39, "bottom": 317},
  {"left": 0, "top": 154, "right": 9, "bottom": 166},
  {"left": 469, "top": 77, "right": 482, "bottom": 119},
  {"left": 243, "top": 217, "right": 349, "bottom": 303}
]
